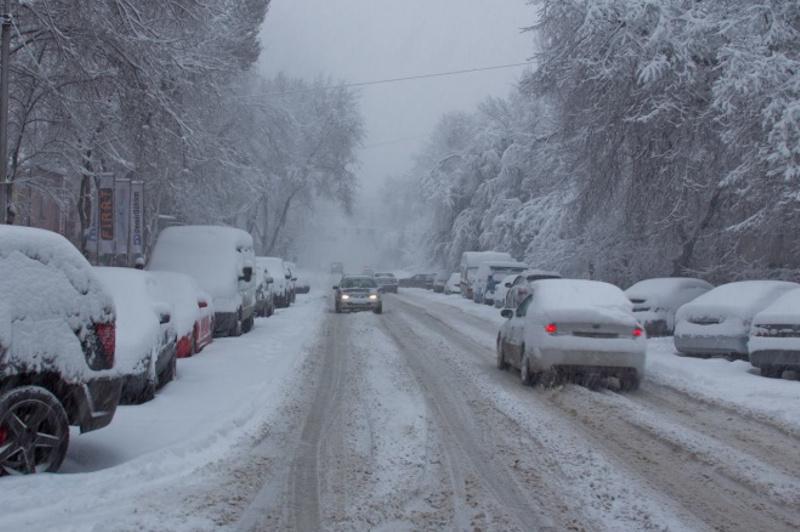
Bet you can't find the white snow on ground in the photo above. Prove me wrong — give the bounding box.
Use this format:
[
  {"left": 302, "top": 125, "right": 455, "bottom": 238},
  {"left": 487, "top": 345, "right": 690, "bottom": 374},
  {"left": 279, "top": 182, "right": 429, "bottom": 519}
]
[
  {"left": 0, "top": 290, "right": 326, "bottom": 531},
  {"left": 402, "top": 288, "right": 800, "bottom": 432}
]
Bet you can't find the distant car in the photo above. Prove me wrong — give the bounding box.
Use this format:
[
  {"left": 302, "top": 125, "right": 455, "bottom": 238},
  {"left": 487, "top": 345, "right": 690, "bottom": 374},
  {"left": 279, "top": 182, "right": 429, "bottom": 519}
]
[
  {"left": 493, "top": 274, "right": 519, "bottom": 308},
  {"left": 295, "top": 278, "right": 311, "bottom": 295},
  {"left": 258, "top": 257, "right": 291, "bottom": 308},
  {"left": 0, "top": 227, "right": 122, "bottom": 474},
  {"left": 374, "top": 272, "right": 399, "bottom": 293},
  {"left": 497, "top": 279, "right": 645, "bottom": 390},
  {"left": 444, "top": 272, "right": 462, "bottom": 294},
  {"left": 253, "top": 263, "right": 276, "bottom": 318},
  {"left": 95, "top": 268, "right": 178, "bottom": 405},
  {"left": 150, "top": 271, "right": 215, "bottom": 358},
  {"left": 400, "top": 273, "right": 435, "bottom": 289},
  {"left": 330, "top": 262, "right": 344, "bottom": 274},
  {"left": 432, "top": 271, "right": 449, "bottom": 293},
  {"left": 285, "top": 262, "right": 298, "bottom": 303},
  {"left": 749, "top": 289, "right": 800, "bottom": 378},
  {"left": 502, "top": 269, "right": 562, "bottom": 310},
  {"left": 333, "top": 275, "right": 383, "bottom": 314},
  {"left": 625, "top": 277, "right": 713, "bottom": 336},
  {"left": 473, "top": 261, "right": 528, "bottom": 305},
  {"left": 674, "top": 281, "right": 800, "bottom": 359},
  {"left": 149, "top": 226, "right": 257, "bottom": 337},
  {"left": 459, "top": 251, "right": 514, "bottom": 299}
]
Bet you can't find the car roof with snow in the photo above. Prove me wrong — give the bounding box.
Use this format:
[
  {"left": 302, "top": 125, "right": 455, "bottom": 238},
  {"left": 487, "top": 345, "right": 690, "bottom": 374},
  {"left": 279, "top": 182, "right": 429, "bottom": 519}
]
[
  {"left": 752, "top": 288, "right": 800, "bottom": 324},
  {"left": 677, "top": 280, "right": 800, "bottom": 319},
  {"left": 626, "top": 277, "right": 713, "bottom": 295}
]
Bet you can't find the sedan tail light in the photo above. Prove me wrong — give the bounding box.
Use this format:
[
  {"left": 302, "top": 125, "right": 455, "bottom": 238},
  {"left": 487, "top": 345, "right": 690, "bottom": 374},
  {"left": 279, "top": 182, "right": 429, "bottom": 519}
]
[
  {"left": 545, "top": 323, "right": 558, "bottom": 335},
  {"left": 632, "top": 327, "right": 644, "bottom": 338},
  {"left": 93, "top": 321, "right": 116, "bottom": 369}
]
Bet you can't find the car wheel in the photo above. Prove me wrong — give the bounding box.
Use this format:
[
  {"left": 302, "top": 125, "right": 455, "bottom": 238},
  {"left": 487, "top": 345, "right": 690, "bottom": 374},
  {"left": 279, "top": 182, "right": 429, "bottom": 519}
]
[
  {"left": 761, "top": 366, "right": 783, "bottom": 379},
  {"left": 0, "top": 386, "right": 69, "bottom": 475},
  {"left": 520, "top": 350, "right": 534, "bottom": 386},
  {"left": 540, "top": 368, "right": 560, "bottom": 389},
  {"left": 230, "top": 310, "right": 243, "bottom": 337},
  {"left": 161, "top": 353, "right": 177, "bottom": 386},
  {"left": 242, "top": 314, "right": 254, "bottom": 333},
  {"left": 496, "top": 337, "right": 509, "bottom": 370},
  {"left": 374, "top": 304, "right": 383, "bottom": 315},
  {"left": 620, "top": 374, "right": 640, "bottom": 391}
]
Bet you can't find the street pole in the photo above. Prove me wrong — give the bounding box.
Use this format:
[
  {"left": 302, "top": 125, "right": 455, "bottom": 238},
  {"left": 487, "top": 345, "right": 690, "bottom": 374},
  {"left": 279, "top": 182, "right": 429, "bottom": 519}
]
[{"left": 0, "top": 0, "right": 10, "bottom": 224}]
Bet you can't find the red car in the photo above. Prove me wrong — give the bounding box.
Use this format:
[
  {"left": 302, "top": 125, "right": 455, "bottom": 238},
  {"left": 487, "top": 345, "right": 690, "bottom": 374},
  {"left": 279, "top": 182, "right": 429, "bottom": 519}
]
[{"left": 151, "top": 271, "right": 215, "bottom": 358}]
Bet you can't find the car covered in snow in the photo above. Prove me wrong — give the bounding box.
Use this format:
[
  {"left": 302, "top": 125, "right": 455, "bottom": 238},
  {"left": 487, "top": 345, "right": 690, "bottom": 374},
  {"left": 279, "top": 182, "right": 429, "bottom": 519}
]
[
  {"left": 497, "top": 279, "right": 646, "bottom": 390},
  {"left": 0, "top": 227, "right": 122, "bottom": 474},
  {"left": 285, "top": 261, "right": 298, "bottom": 304},
  {"left": 374, "top": 272, "right": 399, "bottom": 294},
  {"left": 748, "top": 289, "right": 800, "bottom": 378},
  {"left": 432, "top": 271, "right": 449, "bottom": 293},
  {"left": 625, "top": 277, "right": 713, "bottom": 336},
  {"left": 258, "top": 257, "right": 291, "bottom": 308},
  {"left": 444, "top": 272, "right": 462, "bottom": 294},
  {"left": 149, "top": 225, "right": 257, "bottom": 337},
  {"left": 674, "top": 280, "right": 800, "bottom": 359},
  {"left": 333, "top": 275, "right": 383, "bottom": 314},
  {"left": 295, "top": 278, "right": 311, "bottom": 295},
  {"left": 253, "top": 263, "right": 275, "bottom": 318},
  {"left": 95, "top": 268, "right": 178, "bottom": 404},
  {"left": 399, "top": 273, "right": 435, "bottom": 289},
  {"left": 501, "top": 269, "right": 563, "bottom": 310},
  {"left": 150, "top": 271, "right": 214, "bottom": 358},
  {"left": 472, "top": 260, "right": 528, "bottom": 305},
  {"left": 459, "top": 251, "right": 514, "bottom": 299}
]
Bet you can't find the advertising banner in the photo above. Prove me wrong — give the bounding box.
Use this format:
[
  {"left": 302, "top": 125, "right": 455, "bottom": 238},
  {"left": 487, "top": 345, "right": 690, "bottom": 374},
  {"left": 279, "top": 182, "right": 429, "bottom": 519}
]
[
  {"left": 114, "top": 178, "right": 131, "bottom": 257},
  {"left": 86, "top": 178, "right": 98, "bottom": 249},
  {"left": 129, "top": 180, "right": 145, "bottom": 257},
  {"left": 97, "top": 174, "right": 115, "bottom": 256}
]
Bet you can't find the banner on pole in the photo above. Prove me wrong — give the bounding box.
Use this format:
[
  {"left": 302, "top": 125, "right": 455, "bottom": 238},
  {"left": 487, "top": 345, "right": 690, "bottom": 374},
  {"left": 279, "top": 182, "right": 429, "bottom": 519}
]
[
  {"left": 86, "top": 178, "right": 98, "bottom": 248},
  {"left": 129, "top": 180, "right": 144, "bottom": 257},
  {"left": 97, "top": 175, "right": 115, "bottom": 256},
  {"left": 114, "top": 178, "right": 131, "bottom": 257}
]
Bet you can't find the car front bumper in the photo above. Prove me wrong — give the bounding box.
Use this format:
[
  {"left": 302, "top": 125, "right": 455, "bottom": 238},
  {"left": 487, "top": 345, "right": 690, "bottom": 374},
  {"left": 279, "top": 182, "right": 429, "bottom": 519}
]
[
  {"left": 673, "top": 333, "right": 749, "bottom": 357},
  {"left": 338, "top": 297, "right": 381, "bottom": 311},
  {"left": 749, "top": 349, "right": 800, "bottom": 369}
]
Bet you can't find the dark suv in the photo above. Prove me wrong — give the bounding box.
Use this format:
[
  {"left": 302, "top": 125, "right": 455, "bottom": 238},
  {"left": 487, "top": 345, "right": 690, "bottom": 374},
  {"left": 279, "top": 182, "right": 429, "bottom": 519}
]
[{"left": 0, "top": 227, "right": 122, "bottom": 474}]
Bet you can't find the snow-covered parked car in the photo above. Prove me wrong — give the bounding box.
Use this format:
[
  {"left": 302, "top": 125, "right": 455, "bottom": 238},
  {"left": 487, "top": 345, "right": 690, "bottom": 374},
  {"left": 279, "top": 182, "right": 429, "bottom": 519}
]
[
  {"left": 444, "top": 272, "right": 462, "bottom": 295},
  {"left": 473, "top": 260, "right": 528, "bottom": 305},
  {"left": 748, "top": 289, "right": 800, "bottom": 378},
  {"left": 285, "top": 261, "right": 298, "bottom": 303},
  {"left": 295, "top": 278, "right": 311, "bottom": 295},
  {"left": 95, "top": 268, "right": 178, "bottom": 404},
  {"left": 432, "top": 271, "right": 449, "bottom": 293},
  {"left": 625, "top": 277, "right": 713, "bottom": 336},
  {"left": 375, "top": 272, "right": 398, "bottom": 294},
  {"left": 258, "top": 257, "right": 291, "bottom": 308},
  {"left": 0, "top": 227, "right": 122, "bottom": 474},
  {"left": 459, "top": 251, "right": 514, "bottom": 299},
  {"left": 497, "top": 279, "right": 646, "bottom": 390},
  {"left": 253, "top": 263, "right": 275, "bottom": 318},
  {"left": 502, "top": 269, "right": 562, "bottom": 310},
  {"left": 150, "top": 271, "right": 214, "bottom": 358},
  {"left": 149, "top": 226, "right": 257, "bottom": 337},
  {"left": 674, "top": 280, "right": 800, "bottom": 359}
]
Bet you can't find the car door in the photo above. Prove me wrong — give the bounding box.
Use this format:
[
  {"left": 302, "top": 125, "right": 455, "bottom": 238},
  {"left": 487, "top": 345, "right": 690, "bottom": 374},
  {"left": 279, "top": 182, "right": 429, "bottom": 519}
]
[{"left": 506, "top": 295, "right": 533, "bottom": 367}]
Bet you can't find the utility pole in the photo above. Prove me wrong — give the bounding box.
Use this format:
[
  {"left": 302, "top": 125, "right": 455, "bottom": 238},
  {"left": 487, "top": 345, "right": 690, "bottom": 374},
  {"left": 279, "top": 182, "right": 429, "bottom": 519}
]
[{"left": 0, "top": 0, "right": 10, "bottom": 224}]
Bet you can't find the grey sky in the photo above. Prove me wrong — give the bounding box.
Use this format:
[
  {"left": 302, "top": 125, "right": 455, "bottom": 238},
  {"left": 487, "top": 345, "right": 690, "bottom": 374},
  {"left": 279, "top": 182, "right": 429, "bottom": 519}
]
[{"left": 258, "top": 0, "right": 536, "bottom": 197}]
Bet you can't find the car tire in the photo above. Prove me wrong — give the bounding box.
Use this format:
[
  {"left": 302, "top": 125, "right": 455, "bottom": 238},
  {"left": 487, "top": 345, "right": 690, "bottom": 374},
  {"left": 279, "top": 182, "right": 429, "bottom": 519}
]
[
  {"left": 242, "top": 314, "right": 254, "bottom": 334},
  {"left": 761, "top": 366, "right": 783, "bottom": 379},
  {"left": 496, "top": 337, "right": 509, "bottom": 370},
  {"left": 520, "top": 350, "right": 534, "bottom": 386},
  {"left": 335, "top": 302, "right": 341, "bottom": 314},
  {"left": 161, "top": 353, "right": 177, "bottom": 387},
  {"left": 620, "top": 374, "right": 640, "bottom": 391},
  {"left": 374, "top": 304, "right": 383, "bottom": 315},
  {"left": 230, "top": 310, "right": 243, "bottom": 337},
  {"left": 191, "top": 327, "right": 199, "bottom": 355},
  {"left": 0, "top": 386, "right": 70, "bottom": 475}
]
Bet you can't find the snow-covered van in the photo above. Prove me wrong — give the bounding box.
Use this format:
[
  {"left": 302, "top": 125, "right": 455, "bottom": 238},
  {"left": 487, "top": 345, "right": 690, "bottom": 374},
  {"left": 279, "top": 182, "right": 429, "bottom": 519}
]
[
  {"left": 472, "top": 260, "right": 528, "bottom": 305},
  {"left": 0, "top": 227, "right": 122, "bottom": 474},
  {"left": 459, "top": 251, "right": 514, "bottom": 299},
  {"left": 258, "top": 257, "right": 291, "bottom": 308},
  {"left": 149, "top": 226, "right": 257, "bottom": 337}
]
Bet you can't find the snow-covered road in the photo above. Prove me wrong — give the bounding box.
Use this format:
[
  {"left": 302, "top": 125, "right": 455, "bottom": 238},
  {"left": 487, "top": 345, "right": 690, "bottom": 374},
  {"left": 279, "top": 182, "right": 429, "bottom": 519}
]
[{"left": 3, "top": 288, "right": 800, "bottom": 531}]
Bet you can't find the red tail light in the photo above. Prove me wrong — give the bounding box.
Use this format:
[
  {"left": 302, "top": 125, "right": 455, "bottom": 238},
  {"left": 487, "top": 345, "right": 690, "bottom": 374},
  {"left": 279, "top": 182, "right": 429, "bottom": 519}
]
[
  {"left": 545, "top": 323, "right": 558, "bottom": 335},
  {"left": 198, "top": 300, "right": 208, "bottom": 309},
  {"left": 95, "top": 322, "right": 116, "bottom": 367},
  {"left": 633, "top": 327, "right": 643, "bottom": 338}
]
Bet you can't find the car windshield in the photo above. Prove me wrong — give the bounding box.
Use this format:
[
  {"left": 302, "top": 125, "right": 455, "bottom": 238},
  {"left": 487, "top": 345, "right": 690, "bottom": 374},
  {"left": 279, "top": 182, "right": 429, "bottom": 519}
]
[{"left": 341, "top": 277, "right": 377, "bottom": 289}]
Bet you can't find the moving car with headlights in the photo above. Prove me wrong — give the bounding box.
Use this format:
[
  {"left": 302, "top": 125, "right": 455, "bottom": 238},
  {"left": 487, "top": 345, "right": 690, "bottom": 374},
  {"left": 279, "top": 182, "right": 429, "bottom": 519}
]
[
  {"left": 459, "top": 251, "right": 514, "bottom": 299},
  {"left": 148, "top": 225, "right": 257, "bottom": 337},
  {"left": 625, "top": 277, "right": 713, "bottom": 336},
  {"left": 0, "top": 227, "right": 122, "bottom": 474},
  {"left": 375, "top": 272, "right": 399, "bottom": 293},
  {"left": 444, "top": 272, "right": 462, "bottom": 294},
  {"left": 95, "top": 268, "right": 178, "bottom": 404},
  {"left": 333, "top": 275, "right": 383, "bottom": 314},
  {"left": 150, "top": 271, "right": 215, "bottom": 357},
  {"left": 674, "top": 280, "right": 799, "bottom": 359},
  {"left": 749, "top": 289, "right": 800, "bottom": 378},
  {"left": 502, "top": 269, "right": 563, "bottom": 310},
  {"left": 473, "top": 260, "right": 528, "bottom": 305},
  {"left": 497, "top": 279, "right": 646, "bottom": 390}
]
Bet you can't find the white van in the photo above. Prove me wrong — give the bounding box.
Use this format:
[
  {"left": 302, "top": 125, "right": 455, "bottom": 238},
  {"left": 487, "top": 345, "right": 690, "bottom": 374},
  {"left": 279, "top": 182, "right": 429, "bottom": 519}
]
[
  {"left": 459, "top": 251, "right": 514, "bottom": 299},
  {"left": 472, "top": 261, "right": 528, "bottom": 305},
  {"left": 149, "top": 225, "right": 257, "bottom": 337}
]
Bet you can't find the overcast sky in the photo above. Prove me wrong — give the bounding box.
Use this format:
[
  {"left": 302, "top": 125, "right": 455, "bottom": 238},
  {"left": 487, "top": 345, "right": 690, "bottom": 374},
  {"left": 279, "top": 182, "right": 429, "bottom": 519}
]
[{"left": 258, "top": 0, "right": 536, "bottom": 197}]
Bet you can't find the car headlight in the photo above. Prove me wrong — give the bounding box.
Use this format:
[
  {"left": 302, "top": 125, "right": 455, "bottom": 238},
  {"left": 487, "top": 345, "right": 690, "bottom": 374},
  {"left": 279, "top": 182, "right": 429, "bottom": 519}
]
[
  {"left": 369, "top": 294, "right": 379, "bottom": 300},
  {"left": 341, "top": 294, "right": 350, "bottom": 300}
]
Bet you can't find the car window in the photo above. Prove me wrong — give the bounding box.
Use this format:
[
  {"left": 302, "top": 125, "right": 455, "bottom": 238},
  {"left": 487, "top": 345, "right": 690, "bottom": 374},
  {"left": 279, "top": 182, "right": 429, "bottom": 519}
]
[
  {"left": 516, "top": 294, "right": 533, "bottom": 317},
  {"left": 341, "top": 277, "right": 377, "bottom": 289}
]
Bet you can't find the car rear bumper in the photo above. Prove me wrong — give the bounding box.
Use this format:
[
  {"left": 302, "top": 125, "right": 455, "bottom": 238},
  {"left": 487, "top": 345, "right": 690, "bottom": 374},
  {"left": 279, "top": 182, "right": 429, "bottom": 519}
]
[
  {"left": 70, "top": 376, "right": 123, "bottom": 433},
  {"left": 673, "top": 334, "right": 748, "bottom": 356},
  {"left": 749, "top": 349, "right": 800, "bottom": 369},
  {"left": 533, "top": 347, "right": 645, "bottom": 375}
]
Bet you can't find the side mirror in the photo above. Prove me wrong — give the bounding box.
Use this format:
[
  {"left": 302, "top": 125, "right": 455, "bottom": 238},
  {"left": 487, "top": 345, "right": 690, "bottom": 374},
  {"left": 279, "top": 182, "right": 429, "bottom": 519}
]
[
  {"left": 240, "top": 266, "right": 253, "bottom": 283},
  {"left": 501, "top": 309, "right": 514, "bottom": 319},
  {"left": 504, "top": 282, "right": 512, "bottom": 288},
  {"left": 265, "top": 276, "right": 274, "bottom": 284},
  {"left": 332, "top": 286, "right": 339, "bottom": 290},
  {"left": 159, "top": 312, "right": 171, "bottom": 325}
]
